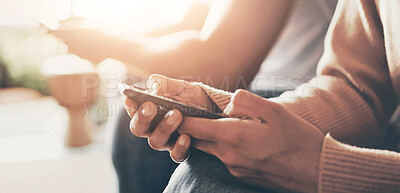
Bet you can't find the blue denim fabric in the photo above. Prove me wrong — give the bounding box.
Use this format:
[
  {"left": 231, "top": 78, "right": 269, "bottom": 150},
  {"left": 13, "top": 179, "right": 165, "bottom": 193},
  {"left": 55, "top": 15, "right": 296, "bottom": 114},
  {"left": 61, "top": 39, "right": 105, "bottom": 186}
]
[
  {"left": 111, "top": 111, "right": 268, "bottom": 193},
  {"left": 112, "top": 111, "right": 178, "bottom": 193},
  {"left": 163, "top": 150, "right": 272, "bottom": 193}
]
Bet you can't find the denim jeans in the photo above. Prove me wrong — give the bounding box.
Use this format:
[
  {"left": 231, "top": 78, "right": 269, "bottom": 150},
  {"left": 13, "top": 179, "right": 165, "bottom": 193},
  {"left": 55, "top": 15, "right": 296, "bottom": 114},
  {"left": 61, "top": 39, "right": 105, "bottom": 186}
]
[
  {"left": 111, "top": 90, "right": 287, "bottom": 193},
  {"left": 112, "top": 111, "right": 178, "bottom": 193},
  {"left": 111, "top": 111, "right": 267, "bottom": 193},
  {"left": 163, "top": 150, "right": 271, "bottom": 193}
]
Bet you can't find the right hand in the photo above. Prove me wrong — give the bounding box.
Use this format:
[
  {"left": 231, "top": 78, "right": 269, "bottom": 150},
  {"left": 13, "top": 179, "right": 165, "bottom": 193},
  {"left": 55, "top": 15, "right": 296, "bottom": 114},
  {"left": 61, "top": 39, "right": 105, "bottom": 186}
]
[{"left": 123, "top": 74, "right": 215, "bottom": 162}]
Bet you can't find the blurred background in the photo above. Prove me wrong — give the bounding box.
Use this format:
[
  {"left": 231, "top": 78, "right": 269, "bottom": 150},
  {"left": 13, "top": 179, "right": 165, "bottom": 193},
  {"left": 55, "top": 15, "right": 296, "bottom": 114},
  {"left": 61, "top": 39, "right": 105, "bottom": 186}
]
[{"left": 0, "top": 0, "right": 183, "bottom": 192}]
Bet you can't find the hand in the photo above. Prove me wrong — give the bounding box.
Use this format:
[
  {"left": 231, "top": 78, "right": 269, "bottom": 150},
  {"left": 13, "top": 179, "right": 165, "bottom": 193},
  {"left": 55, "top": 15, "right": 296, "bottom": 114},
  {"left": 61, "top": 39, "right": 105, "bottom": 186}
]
[
  {"left": 177, "top": 89, "right": 324, "bottom": 193},
  {"left": 124, "top": 74, "right": 215, "bottom": 162},
  {"left": 49, "top": 27, "right": 110, "bottom": 64}
]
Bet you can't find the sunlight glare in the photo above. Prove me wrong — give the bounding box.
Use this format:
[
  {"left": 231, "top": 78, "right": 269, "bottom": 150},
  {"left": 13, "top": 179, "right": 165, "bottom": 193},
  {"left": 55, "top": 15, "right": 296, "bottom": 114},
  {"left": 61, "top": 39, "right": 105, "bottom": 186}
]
[{"left": 73, "top": 0, "right": 182, "bottom": 34}]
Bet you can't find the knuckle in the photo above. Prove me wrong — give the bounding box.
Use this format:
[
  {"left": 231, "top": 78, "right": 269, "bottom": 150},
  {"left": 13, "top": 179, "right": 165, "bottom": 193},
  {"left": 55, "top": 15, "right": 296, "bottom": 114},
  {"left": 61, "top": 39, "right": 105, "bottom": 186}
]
[
  {"left": 130, "top": 126, "right": 148, "bottom": 137},
  {"left": 160, "top": 114, "right": 180, "bottom": 134},
  {"left": 157, "top": 125, "right": 175, "bottom": 139},
  {"left": 231, "top": 89, "right": 248, "bottom": 105},
  {"left": 137, "top": 129, "right": 150, "bottom": 137},
  {"left": 129, "top": 127, "right": 137, "bottom": 136},
  {"left": 148, "top": 74, "right": 158, "bottom": 80},
  {"left": 148, "top": 74, "right": 163, "bottom": 82},
  {"left": 129, "top": 116, "right": 150, "bottom": 137},
  {"left": 228, "top": 169, "right": 243, "bottom": 178},
  {"left": 273, "top": 102, "right": 285, "bottom": 110},
  {"left": 267, "top": 101, "right": 285, "bottom": 114},
  {"left": 224, "top": 104, "right": 237, "bottom": 116},
  {"left": 235, "top": 89, "right": 248, "bottom": 95},
  {"left": 178, "top": 117, "right": 190, "bottom": 133},
  {"left": 147, "top": 74, "right": 163, "bottom": 88},
  {"left": 147, "top": 137, "right": 164, "bottom": 150},
  {"left": 129, "top": 120, "right": 140, "bottom": 136},
  {"left": 129, "top": 127, "right": 140, "bottom": 136},
  {"left": 157, "top": 124, "right": 170, "bottom": 135},
  {"left": 170, "top": 152, "right": 184, "bottom": 162},
  {"left": 124, "top": 97, "right": 134, "bottom": 106}
]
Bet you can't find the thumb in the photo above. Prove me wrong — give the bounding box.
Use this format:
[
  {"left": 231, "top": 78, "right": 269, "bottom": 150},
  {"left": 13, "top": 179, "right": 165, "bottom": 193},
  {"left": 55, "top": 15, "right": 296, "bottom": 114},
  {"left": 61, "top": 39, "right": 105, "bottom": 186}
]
[{"left": 224, "top": 89, "right": 283, "bottom": 122}]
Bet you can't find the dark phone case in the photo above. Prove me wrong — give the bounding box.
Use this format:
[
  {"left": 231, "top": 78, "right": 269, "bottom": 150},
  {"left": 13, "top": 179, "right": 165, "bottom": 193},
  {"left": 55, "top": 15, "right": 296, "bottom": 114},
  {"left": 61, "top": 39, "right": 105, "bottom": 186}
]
[
  {"left": 118, "top": 83, "right": 225, "bottom": 147},
  {"left": 118, "top": 83, "right": 223, "bottom": 153},
  {"left": 118, "top": 83, "right": 225, "bottom": 119}
]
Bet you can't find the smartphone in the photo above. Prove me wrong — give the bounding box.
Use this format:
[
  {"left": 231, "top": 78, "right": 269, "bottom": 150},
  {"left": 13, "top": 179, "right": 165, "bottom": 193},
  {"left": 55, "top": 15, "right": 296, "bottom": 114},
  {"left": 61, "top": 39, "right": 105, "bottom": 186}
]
[{"left": 118, "top": 82, "right": 226, "bottom": 119}]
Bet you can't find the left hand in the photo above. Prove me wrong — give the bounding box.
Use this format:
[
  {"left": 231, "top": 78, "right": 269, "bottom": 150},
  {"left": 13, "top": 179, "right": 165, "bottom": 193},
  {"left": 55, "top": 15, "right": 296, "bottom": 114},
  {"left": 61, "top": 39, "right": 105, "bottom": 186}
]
[
  {"left": 124, "top": 75, "right": 216, "bottom": 162},
  {"left": 178, "top": 89, "right": 324, "bottom": 193}
]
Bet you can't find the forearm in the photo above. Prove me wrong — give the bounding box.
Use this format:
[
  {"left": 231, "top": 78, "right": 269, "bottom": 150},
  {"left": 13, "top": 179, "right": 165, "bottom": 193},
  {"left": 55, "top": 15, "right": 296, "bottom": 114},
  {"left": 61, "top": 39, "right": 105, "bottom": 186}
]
[
  {"left": 107, "top": 32, "right": 247, "bottom": 90},
  {"left": 110, "top": 30, "right": 204, "bottom": 75},
  {"left": 144, "top": 1, "right": 209, "bottom": 37},
  {"left": 196, "top": 76, "right": 380, "bottom": 146},
  {"left": 106, "top": 0, "right": 293, "bottom": 91},
  {"left": 196, "top": 81, "right": 400, "bottom": 193},
  {"left": 273, "top": 76, "right": 383, "bottom": 146},
  {"left": 271, "top": 0, "right": 398, "bottom": 147}
]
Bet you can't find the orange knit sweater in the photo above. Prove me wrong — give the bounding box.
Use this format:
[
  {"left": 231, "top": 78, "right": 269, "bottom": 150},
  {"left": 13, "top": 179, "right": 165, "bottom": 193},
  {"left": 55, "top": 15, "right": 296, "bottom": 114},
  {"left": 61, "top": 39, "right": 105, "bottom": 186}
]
[{"left": 196, "top": 0, "right": 400, "bottom": 192}]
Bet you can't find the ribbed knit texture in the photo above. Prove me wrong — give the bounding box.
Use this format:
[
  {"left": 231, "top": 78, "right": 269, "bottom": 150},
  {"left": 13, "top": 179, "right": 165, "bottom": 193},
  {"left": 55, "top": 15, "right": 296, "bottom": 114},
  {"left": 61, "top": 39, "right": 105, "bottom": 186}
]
[
  {"left": 193, "top": 82, "right": 232, "bottom": 112},
  {"left": 273, "top": 0, "right": 399, "bottom": 147},
  {"left": 319, "top": 134, "right": 400, "bottom": 193},
  {"left": 192, "top": 0, "right": 400, "bottom": 192}
]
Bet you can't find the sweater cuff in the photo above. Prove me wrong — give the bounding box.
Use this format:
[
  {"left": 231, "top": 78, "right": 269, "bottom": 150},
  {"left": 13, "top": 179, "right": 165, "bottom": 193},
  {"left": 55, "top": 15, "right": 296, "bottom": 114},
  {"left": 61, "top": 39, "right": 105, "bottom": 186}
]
[
  {"left": 191, "top": 82, "right": 232, "bottom": 112},
  {"left": 319, "top": 134, "right": 400, "bottom": 193}
]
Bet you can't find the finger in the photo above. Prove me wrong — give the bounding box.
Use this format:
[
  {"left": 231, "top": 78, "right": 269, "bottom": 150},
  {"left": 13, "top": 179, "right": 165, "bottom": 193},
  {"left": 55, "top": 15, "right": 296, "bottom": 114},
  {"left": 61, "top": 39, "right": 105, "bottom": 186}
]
[
  {"left": 178, "top": 117, "right": 233, "bottom": 142},
  {"left": 224, "top": 89, "right": 284, "bottom": 121},
  {"left": 170, "top": 134, "right": 191, "bottom": 162},
  {"left": 191, "top": 138, "right": 218, "bottom": 156},
  {"left": 129, "top": 102, "right": 158, "bottom": 137},
  {"left": 124, "top": 97, "right": 138, "bottom": 118},
  {"left": 146, "top": 74, "right": 189, "bottom": 95},
  {"left": 148, "top": 109, "right": 182, "bottom": 151}
]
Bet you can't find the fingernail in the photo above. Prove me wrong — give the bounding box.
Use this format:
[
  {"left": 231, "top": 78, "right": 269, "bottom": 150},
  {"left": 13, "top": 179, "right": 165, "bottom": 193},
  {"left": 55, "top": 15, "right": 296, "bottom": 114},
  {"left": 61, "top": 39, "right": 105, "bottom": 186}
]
[
  {"left": 179, "top": 137, "right": 186, "bottom": 146},
  {"left": 141, "top": 104, "right": 153, "bottom": 117},
  {"left": 152, "top": 81, "right": 160, "bottom": 90},
  {"left": 150, "top": 81, "right": 160, "bottom": 95},
  {"left": 166, "top": 110, "right": 177, "bottom": 125}
]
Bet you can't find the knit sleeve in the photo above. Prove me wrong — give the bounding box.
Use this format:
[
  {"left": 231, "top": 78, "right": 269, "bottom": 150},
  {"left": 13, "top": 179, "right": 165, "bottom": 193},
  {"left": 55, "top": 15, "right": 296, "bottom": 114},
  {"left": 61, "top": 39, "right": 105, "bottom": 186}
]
[
  {"left": 319, "top": 134, "right": 400, "bottom": 193},
  {"left": 272, "top": 0, "right": 398, "bottom": 146},
  {"left": 192, "top": 82, "right": 232, "bottom": 112}
]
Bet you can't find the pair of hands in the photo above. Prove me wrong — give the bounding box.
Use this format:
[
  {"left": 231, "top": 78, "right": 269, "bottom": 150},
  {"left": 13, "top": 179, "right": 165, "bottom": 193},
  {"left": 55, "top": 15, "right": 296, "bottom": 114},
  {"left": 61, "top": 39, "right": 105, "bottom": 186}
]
[{"left": 124, "top": 74, "right": 324, "bottom": 193}]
